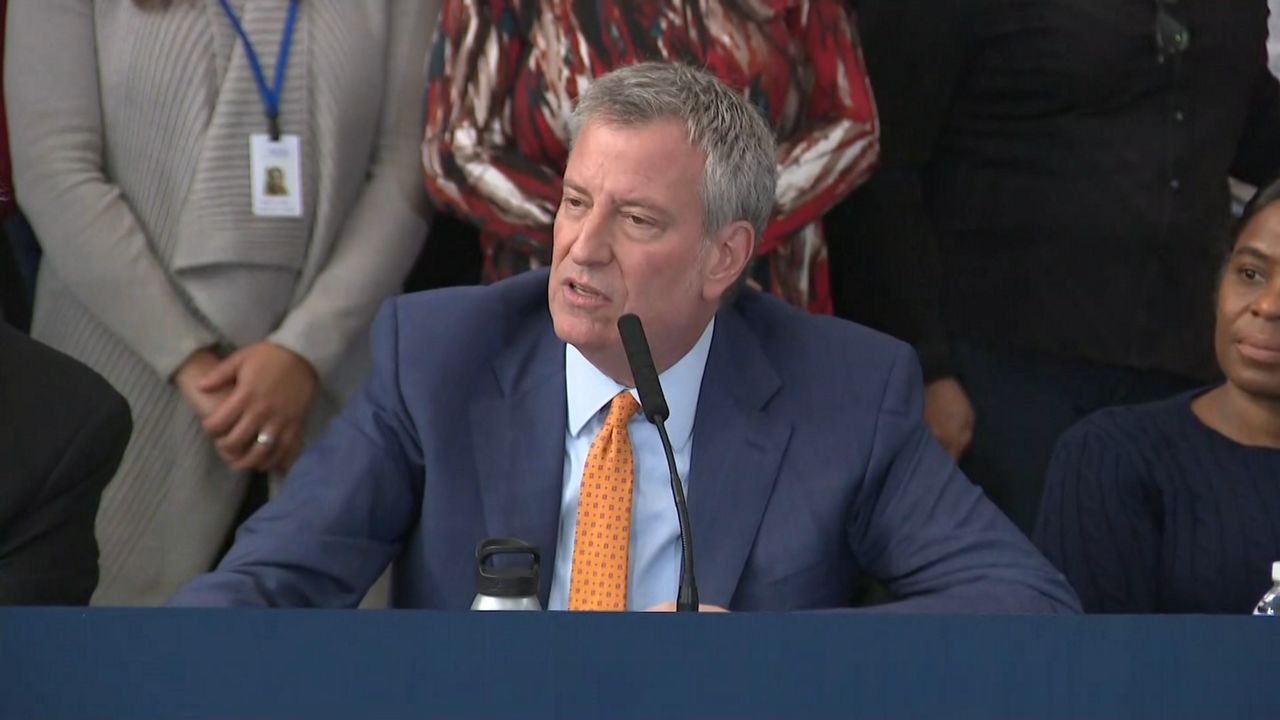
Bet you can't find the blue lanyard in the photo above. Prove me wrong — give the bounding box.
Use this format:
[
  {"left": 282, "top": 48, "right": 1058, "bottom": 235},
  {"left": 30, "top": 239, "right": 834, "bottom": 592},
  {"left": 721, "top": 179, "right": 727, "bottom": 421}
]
[{"left": 218, "top": 0, "right": 300, "bottom": 140}]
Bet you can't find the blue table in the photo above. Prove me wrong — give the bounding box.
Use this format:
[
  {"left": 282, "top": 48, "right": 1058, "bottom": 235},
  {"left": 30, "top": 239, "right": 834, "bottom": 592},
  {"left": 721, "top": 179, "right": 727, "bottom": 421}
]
[{"left": 0, "top": 609, "right": 1273, "bottom": 719}]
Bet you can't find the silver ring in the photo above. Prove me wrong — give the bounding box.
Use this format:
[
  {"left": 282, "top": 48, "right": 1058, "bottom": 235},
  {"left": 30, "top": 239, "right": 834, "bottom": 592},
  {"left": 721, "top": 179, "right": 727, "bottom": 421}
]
[{"left": 254, "top": 431, "right": 276, "bottom": 447}]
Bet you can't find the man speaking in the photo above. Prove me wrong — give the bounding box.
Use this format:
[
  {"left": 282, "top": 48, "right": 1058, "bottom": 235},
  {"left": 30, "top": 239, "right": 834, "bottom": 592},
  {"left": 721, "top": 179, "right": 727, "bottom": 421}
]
[{"left": 171, "top": 63, "right": 1077, "bottom": 613}]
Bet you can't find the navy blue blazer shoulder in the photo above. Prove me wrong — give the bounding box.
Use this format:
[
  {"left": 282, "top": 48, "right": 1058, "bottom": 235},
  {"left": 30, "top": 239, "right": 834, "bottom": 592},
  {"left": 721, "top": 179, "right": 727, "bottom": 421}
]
[
  {"left": 0, "top": 322, "right": 132, "bottom": 605},
  {"left": 172, "top": 270, "right": 1078, "bottom": 612}
]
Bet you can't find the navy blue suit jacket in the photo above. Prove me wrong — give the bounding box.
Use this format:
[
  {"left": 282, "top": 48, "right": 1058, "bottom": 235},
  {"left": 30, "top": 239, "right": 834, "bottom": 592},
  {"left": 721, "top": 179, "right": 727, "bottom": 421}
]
[{"left": 172, "top": 270, "right": 1078, "bottom": 612}]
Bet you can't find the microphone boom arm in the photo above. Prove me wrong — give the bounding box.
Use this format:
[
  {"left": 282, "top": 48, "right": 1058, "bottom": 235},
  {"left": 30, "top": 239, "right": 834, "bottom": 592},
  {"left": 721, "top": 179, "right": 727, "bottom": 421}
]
[
  {"left": 617, "top": 314, "right": 700, "bottom": 613},
  {"left": 655, "top": 416, "right": 699, "bottom": 612}
]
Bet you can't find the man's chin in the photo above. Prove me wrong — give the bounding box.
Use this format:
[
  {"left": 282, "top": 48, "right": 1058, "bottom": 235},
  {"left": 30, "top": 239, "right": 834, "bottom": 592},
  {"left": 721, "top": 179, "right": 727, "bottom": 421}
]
[{"left": 551, "top": 315, "right": 610, "bottom": 353}]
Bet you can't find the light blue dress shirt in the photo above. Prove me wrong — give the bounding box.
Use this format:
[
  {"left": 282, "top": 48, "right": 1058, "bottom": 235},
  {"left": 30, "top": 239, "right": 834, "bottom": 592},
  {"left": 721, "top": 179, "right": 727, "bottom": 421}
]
[{"left": 547, "top": 319, "right": 715, "bottom": 611}]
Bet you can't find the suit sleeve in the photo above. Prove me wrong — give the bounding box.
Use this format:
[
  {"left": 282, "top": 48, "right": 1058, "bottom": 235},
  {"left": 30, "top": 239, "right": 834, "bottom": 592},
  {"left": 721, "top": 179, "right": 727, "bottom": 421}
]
[
  {"left": 0, "top": 366, "right": 131, "bottom": 606},
  {"left": 169, "top": 300, "right": 425, "bottom": 607},
  {"left": 1033, "top": 419, "right": 1161, "bottom": 613},
  {"left": 268, "top": 0, "right": 435, "bottom": 392},
  {"left": 845, "top": 342, "right": 1081, "bottom": 613}
]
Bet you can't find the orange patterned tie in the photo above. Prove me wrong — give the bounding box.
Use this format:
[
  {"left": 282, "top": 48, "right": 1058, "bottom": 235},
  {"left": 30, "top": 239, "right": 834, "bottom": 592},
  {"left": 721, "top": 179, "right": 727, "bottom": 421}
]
[{"left": 568, "top": 391, "right": 642, "bottom": 611}]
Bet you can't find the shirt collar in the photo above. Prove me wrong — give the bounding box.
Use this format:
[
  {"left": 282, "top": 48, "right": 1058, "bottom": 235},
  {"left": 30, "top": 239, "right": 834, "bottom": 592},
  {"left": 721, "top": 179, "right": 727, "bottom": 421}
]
[{"left": 565, "top": 318, "right": 715, "bottom": 450}]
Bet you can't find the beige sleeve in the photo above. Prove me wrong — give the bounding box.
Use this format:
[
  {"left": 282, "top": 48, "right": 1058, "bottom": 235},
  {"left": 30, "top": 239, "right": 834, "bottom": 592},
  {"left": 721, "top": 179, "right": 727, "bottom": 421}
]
[
  {"left": 6, "top": 0, "right": 218, "bottom": 379},
  {"left": 268, "top": 0, "right": 437, "bottom": 388}
]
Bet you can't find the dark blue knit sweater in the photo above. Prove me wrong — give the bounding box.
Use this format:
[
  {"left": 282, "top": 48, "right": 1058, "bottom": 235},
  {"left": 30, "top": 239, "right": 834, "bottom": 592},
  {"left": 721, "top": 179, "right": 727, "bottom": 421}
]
[{"left": 1034, "top": 389, "right": 1280, "bottom": 613}]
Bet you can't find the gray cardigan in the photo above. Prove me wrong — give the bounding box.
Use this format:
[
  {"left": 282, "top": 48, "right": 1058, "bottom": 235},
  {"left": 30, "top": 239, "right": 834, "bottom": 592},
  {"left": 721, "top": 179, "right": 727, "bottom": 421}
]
[
  {"left": 7, "top": 0, "right": 436, "bottom": 400},
  {"left": 6, "top": 0, "right": 440, "bottom": 604}
]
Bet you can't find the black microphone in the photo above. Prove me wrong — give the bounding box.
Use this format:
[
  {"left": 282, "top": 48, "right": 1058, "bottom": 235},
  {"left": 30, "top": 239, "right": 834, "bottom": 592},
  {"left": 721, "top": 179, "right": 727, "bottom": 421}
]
[{"left": 617, "top": 313, "right": 699, "bottom": 612}]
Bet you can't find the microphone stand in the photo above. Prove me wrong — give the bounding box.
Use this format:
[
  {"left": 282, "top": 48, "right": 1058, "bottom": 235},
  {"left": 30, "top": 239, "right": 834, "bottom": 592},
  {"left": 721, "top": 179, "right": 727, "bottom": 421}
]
[
  {"left": 617, "top": 314, "right": 700, "bottom": 612},
  {"left": 654, "top": 416, "right": 698, "bottom": 612}
]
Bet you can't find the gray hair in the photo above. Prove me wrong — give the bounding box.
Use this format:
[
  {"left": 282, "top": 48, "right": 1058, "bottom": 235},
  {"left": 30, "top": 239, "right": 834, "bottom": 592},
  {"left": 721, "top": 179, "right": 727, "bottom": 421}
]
[{"left": 568, "top": 62, "right": 778, "bottom": 245}]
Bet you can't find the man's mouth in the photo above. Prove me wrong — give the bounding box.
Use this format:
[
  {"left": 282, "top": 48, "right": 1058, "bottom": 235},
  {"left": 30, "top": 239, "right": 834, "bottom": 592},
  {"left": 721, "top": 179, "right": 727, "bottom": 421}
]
[{"left": 569, "top": 280, "right": 605, "bottom": 299}]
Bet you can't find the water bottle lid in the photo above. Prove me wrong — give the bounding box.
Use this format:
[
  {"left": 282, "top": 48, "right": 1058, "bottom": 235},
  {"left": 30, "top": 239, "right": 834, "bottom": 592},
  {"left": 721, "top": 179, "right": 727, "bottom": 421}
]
[
  {"left": 475, "top": 538, "right": 540, "bottom": 599},
  {"left": 1272, "top": 561, "right": 1280, "bottom": 583}
]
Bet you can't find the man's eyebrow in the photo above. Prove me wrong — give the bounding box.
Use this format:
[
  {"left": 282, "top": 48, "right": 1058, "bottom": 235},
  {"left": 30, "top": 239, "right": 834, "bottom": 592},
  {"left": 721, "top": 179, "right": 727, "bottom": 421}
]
[{"left": 615, "top": 195, "right": 671, "bottom": 216}]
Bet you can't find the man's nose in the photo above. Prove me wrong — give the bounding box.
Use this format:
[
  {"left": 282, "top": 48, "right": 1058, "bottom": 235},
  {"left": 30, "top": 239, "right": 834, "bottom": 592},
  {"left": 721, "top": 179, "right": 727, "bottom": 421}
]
[{"left": 568, "top": 210, "right": 613, "bottom": 266}]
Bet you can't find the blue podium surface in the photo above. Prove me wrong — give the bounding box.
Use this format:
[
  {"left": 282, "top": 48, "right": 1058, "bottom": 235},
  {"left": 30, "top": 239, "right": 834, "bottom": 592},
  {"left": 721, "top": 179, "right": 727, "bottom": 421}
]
[{"left": 0, "top": 609, "right": 1273, "bottom": 719}]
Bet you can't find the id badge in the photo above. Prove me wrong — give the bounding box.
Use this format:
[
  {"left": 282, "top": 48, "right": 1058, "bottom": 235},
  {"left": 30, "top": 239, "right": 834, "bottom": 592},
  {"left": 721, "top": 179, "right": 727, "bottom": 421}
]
[{"left": 250, "top": 133, "right": 304, "bottom": 217}]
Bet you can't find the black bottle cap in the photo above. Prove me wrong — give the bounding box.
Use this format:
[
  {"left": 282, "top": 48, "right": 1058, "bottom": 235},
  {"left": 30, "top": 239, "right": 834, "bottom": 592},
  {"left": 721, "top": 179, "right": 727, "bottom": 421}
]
[{"left": 475, "top": 537, "right": 540, "bottom": 598}]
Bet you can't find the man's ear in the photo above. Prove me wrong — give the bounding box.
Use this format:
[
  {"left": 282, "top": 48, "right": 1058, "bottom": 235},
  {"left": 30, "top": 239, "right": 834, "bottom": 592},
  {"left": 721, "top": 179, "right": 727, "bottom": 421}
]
[{"left": 702, "top": 221, "right": 755, "bottom": 301}]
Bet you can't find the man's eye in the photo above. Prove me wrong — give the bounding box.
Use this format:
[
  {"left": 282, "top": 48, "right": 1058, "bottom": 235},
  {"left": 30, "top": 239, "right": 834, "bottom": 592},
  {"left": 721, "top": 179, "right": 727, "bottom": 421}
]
[
  {"left": 627, "top": 215, "right": 652, "bottom": 227},
  {"left": 563, "top": 197, "right": 584, "bottom": 209},
  {"left": 1240, "top": 267, "right": 1263, "bottom": 282}
]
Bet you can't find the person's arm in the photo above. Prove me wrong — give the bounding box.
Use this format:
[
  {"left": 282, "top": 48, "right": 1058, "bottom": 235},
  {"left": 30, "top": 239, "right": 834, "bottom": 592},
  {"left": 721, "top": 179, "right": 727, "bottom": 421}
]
[
  {"left": 0, "top": 333, "right": 132, "bottom": 606},
  {"left": 1032, "top": 419, "right": 1161, "bottom": 613},
  {"left": 5, "top": 0, "right": 218, "bottom": 379},
  {"left": 828, "top": 0, "right": 978, "bottom": 457},
  {"left": 826, "top": 0, "right": 970, "bottom": 383},
  {"left": 168, "top": 300, "right": 424, "bottom": 608},
  {"left": 422, "top": 0, "right": 561, "bottom": 252},
  {"left": 1230, "top": 67, "right": 1280, "bottom": 186},
  {"left": 267, "top": 0, "right": 436, "bottom": 392},
  {"left": 847, "top": 343, "right": 1080, "bottom": 613},
  {"left": 757, "top": 2, "right": 879, "bottom": 252}
]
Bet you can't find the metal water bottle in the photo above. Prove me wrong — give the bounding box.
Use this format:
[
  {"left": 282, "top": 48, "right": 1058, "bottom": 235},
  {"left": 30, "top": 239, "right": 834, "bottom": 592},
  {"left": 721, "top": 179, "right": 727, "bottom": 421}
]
[
  {"left": 1253, "top": 562, "right": 1280, "bottom": 616},
  {"left": 471, "top": 538, "right": 542, "bottom": 611}
]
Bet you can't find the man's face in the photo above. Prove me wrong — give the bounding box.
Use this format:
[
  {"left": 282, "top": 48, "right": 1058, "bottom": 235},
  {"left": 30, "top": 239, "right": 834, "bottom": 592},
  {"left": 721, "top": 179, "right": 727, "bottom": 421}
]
[
  {"left": 1216, "top": 202, "right": 1280, "bottom": 398},
  {"left": 549, "top": 118, "right": 735, "bottom": 380}
]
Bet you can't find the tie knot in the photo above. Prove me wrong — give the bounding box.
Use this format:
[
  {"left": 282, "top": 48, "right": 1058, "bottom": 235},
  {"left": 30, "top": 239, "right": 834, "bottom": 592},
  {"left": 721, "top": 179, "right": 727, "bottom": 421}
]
[{"left": 605, "top": 391, "right": 641, "bottom": 429}]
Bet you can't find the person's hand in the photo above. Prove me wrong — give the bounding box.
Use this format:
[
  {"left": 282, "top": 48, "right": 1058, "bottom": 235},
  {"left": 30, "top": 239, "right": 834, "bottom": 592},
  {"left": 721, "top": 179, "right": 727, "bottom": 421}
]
[
  {"left": 199, "top": 341, "right": 317, "bottom": 474},
  {"left": 644, "top": 602, "right": 730, "bottom": 612},
  {"left": 923, "top": 377, "right": 975, "bottom": 460},
  {"left": 173, "top": 348, "right": 232, "bottom": 420}
]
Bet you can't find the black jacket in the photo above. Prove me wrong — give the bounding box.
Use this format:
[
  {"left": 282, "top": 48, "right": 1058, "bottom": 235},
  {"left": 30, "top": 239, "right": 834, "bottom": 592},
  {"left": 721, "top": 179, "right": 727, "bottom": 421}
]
[
  {"left": 832, "top": 0, "right": 1280, "bottom": 381},
  {"left": 0, "top": 322, "right": 131, "bottom": 604}
]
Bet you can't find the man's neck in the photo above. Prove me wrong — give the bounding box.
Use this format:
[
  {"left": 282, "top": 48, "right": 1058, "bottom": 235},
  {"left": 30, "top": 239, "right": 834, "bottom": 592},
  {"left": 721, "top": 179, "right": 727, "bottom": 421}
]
[
  {"left": 592, "top": 354, "right": 635, "bottom": 388},
  {"left": 580, "top": 314, "right": 716, "bottom": 388}
]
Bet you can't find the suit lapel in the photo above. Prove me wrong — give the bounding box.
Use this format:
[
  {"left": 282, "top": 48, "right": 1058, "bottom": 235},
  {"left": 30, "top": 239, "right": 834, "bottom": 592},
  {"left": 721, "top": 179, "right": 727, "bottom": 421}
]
[
  {"left": 688, "top": 305, "right": 791, "bottom": 607},
  {"left": 469, "top": 310, "right": 567, "bottom": 607}
]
